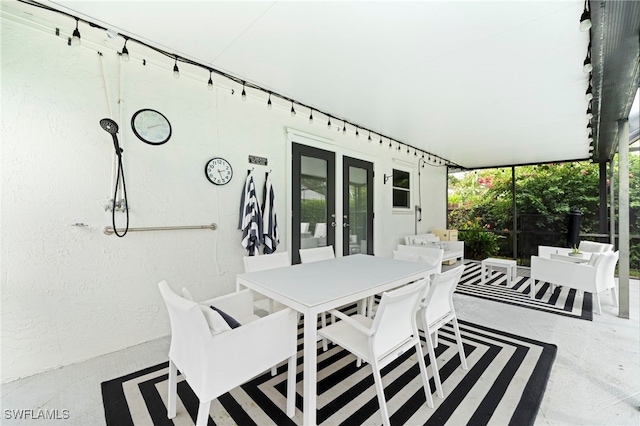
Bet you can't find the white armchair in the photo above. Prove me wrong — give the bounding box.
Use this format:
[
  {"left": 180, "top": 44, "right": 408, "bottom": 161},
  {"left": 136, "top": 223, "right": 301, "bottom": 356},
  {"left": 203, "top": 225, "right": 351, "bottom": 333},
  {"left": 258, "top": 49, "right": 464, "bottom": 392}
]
[
  {"left": 530, "top": 250, "right": 619, "bottom": 314},
  {"left": 158, "top": 281, "right": 298, "bottom": 425}
]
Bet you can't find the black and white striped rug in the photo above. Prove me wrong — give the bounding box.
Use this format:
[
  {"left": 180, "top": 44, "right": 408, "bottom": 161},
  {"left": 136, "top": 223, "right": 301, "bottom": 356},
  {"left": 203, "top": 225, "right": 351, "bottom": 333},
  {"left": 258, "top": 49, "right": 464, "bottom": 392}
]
[
  {"left": 456, "top": 261, "right": 593, "bottom": 321},
  {"left": 102, "top": 319, "right": 556, "bottom": 426}
]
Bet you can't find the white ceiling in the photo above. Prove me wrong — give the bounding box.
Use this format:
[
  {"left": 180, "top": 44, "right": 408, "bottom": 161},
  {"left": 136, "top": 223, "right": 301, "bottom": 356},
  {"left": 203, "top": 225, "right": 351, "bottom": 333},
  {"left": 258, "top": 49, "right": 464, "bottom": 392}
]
[{"left": 34, "top": 0, "right": 593, "bottom": 169}]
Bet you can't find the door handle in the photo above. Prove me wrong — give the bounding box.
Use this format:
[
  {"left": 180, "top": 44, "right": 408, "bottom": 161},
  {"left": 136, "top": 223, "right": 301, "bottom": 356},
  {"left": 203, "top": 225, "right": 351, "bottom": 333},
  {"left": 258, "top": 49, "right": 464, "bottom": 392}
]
[
  {"left": 331, "top": 222, "right": 337, "bottom": 227},
  {"left": 343, "top": 223, "right": 350, "bottom": 228}
]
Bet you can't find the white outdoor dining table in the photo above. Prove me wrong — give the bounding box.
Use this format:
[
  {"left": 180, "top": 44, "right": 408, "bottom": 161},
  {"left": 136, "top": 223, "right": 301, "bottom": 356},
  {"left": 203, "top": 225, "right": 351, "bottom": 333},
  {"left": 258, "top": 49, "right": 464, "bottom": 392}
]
[{"left": 236, "top": 254, "right": 437, "bottom": 426}]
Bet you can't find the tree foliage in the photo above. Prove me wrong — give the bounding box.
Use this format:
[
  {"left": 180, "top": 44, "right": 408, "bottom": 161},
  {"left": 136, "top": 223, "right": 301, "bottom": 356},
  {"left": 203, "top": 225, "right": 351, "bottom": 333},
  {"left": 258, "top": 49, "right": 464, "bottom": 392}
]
[{"left": 448, "top": 157, "right": 639, "bottom": 272}]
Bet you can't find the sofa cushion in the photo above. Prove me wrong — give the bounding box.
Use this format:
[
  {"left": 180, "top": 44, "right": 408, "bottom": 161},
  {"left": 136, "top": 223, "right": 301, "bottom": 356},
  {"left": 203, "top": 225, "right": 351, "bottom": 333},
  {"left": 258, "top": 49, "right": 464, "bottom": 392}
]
[{"left": 202, "top": 307, "right": 232, "bottom": 334}]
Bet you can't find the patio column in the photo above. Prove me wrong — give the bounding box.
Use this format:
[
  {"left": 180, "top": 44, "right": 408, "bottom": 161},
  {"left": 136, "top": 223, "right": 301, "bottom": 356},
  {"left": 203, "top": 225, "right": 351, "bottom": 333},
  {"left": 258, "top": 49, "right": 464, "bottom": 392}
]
[
  {"left": 617, "top": 119, "right": 630, "bottom": 319},
  {"left": 512, "top": 166, "right": 517, "bottom": 261},
  {"left": 598, "top": 162, "right": 608, "bottom": 234}
]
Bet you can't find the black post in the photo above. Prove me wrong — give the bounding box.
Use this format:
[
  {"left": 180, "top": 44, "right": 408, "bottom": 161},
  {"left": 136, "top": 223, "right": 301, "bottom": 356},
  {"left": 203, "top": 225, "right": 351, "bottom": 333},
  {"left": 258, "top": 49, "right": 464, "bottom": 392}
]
[{"left": 567, "top": 209, "right": 582, "bottom": 248}]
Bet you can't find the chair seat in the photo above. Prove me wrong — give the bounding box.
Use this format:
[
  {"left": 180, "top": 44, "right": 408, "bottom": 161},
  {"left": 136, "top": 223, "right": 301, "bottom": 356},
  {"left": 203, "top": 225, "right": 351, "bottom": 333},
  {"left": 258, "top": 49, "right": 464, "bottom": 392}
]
[{"left": 319, "top": 314, "right": 373, "bottom": 361}]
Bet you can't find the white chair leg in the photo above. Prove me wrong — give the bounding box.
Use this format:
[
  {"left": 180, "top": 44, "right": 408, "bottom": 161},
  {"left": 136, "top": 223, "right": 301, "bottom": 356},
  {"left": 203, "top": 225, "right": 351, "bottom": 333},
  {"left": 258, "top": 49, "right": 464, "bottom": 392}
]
[
  {"left": 367, "top": 296, "right": 375, "bottom": 318},
  {"left": 611, "top": 286, "right": 619, "bottom": 307},
  {"left": 370, "top": 362, "right": 390, "bottom": 426},
  {"left": 271, "top": 365, "right": 278, "bottom": 376},
  {"left": 195, "top": 400, "right": 211, "bottom": 426},
  {"left": 167, "top": 360, "right": 177, "bottom": 419},
  {"left": 321, "top": 314, "right": 328, "bottom": 351},
  {"left": 593, "top": 292, "right": 602, "bottom": 315},
  {"left": 415, "top": 341, "right": 434, "bottom": 408},
  {"left": 432, "top": 331, "right": 439, "bottom": 348},
  {"left": 452, "top": 318, "right": 468, "bottom": 370},
  {"left": 286, "top": 354, "right": 296, "bottom": 417},
  {"left": 425, "top": 328, "right": 443, "bottom": 399}
]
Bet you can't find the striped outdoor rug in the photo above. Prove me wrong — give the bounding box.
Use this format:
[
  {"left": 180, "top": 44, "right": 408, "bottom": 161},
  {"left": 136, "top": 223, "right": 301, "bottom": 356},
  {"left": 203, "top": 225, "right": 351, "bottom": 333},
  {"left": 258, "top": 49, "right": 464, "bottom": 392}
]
[
  {"left": 102, "top": 319, "right": 556, "bottom": 426},
  {"left": 457, "top": 261, "right": 593, "bottom": 321}
]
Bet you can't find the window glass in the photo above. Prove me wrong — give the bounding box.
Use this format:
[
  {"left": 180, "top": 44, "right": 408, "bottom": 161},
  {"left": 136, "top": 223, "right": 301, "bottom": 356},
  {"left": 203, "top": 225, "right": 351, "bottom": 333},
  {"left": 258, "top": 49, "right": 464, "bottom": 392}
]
[{"left": 392, "top": 169, "right": 410, "bottom": 208}]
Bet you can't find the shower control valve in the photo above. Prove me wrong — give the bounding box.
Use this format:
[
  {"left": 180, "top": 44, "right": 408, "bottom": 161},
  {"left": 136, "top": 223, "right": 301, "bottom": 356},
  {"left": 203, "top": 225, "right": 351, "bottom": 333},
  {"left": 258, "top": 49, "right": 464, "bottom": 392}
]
[{"left": 104, "top": 198, "right": 128, "bottom": 212}]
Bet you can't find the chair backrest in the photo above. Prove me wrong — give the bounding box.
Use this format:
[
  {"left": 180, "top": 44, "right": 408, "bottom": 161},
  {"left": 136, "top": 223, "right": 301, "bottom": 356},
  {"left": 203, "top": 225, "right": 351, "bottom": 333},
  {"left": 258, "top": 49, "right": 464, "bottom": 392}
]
[
  {"left": 314, "top": 223, "right": 327, "bottom": 238},
  {"left": 370, "top": 279, "right": 427, "bottom": 357},
  {"left": 594, "top": 250, "right": 619, "bottom": 291},
  {"left": 421, "top": 265, "right": 465, "bottom": 328},
  {"left": 243, "top": 252, "right": 291, "bottom": 272},
  {"left": 301, "top": 222, "right": 310, "bottom": 233},
  {"left": 578, "top": 241, "right": 614, "bottom": 253},
  {"left": 299, "top": 245, "right": 335, "bottom": 263},
  {"left": 158, "top": 281, "right": 210, "bottom": 385}
]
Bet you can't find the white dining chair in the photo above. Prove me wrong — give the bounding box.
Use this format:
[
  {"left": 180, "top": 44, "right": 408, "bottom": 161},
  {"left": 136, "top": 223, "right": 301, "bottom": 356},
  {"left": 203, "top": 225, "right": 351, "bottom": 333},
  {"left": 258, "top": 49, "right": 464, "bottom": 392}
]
[
  {"left": 418, "top": 265, "right": 468, "bottom": 399},
  {"left": 299, "top": 246, "right": 337, "bottom": 351},
  {"left": 243, "top": 252, "right": 290, "bottom": 314},
  {"left": 318, "top": 279, "right": 433, "bottom": 426},
  {"left": 243, "top": 252, "right": 293, "bottom": 376},
  {"left": 299, "top": 245, "right": 335, "bottom": 263},
  {"left": 158, "top": 281, "right": 298, "bottom": 426},
  {"left": 314, "top": 222, "right": 327, "bottom": 238}
]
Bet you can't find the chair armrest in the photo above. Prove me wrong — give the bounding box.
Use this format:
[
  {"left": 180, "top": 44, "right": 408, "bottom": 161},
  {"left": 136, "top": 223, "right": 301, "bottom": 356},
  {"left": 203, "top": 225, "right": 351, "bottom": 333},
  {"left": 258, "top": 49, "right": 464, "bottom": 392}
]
[{"left": 328, "top": 309, "right": 374, "bottom": 336}]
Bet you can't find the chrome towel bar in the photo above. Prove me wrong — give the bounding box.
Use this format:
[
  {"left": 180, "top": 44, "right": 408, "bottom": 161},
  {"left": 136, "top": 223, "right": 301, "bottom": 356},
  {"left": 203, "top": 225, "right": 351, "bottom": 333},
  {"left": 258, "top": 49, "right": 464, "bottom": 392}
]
[{"left": 104, "top": 223, "right": 217, "bottom": 235}]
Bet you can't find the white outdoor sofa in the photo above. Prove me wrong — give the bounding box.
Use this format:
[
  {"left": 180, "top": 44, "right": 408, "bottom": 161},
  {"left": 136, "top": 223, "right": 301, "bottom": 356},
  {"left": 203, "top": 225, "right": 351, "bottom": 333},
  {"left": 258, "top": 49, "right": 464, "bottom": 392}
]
[
  {"left": 398, "top": 241, "right": 464, "bottom": 266},
  {"left": 538, "top": 240, "right": 614, "bottom": 259},
  {"left": 530, "top": 250, "right": 619, "bottom": 314}
]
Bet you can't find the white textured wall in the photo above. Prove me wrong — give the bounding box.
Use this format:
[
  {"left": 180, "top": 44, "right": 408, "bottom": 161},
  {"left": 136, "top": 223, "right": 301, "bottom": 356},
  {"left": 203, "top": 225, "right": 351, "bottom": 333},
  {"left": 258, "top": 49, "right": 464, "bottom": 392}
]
[{"left": 0, "top": 13, "right": 447, "bottom": 382}]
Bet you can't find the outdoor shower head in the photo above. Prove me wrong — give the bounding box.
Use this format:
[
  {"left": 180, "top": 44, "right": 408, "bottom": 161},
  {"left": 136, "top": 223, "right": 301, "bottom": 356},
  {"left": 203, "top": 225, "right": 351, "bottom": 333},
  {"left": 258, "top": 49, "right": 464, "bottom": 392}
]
[
  {"left": 100, "top": 118, "right": 119, "bottom": 134},
  {"left": 100, "top": 118, "right": 122, "bottom": 156}
]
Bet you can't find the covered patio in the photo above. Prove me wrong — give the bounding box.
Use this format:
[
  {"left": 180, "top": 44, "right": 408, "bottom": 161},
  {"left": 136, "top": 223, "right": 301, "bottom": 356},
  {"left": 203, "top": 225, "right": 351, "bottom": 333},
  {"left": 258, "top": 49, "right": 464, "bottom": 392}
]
[{"left": 1, "top": 0, "right": 638, "bottom": 425}]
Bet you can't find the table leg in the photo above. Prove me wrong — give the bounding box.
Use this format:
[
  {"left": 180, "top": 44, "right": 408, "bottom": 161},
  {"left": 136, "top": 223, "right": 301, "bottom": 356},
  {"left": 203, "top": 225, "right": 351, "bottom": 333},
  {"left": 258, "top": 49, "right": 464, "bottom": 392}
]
[{"left": 303, "top": 312, "right": 317, "bottom": 426}]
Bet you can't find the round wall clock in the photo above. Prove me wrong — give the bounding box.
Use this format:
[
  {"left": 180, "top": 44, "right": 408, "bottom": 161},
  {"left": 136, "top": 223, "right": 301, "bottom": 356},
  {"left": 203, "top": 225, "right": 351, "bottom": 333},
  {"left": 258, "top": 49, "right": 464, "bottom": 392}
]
[
  {"left": 205, "top": 157, "right": 233, "bottom": 185},
  {"left": 131, "top": 109, "right": 172, "bottom": 145}
]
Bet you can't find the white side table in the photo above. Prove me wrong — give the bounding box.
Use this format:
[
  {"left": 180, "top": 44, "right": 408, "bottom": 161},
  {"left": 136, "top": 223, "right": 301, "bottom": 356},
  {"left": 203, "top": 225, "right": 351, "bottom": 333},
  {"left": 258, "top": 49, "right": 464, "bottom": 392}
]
[{"left": 481, "top": 258, "right": 517, "bottom": 284}]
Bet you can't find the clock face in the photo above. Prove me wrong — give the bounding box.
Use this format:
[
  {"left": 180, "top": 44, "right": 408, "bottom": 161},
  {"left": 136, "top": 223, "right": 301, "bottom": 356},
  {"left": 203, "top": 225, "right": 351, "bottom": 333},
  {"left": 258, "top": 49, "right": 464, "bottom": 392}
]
[
  {"left": 131, "top": 109, "right": 172, "bottom": 145},
  {"left": 205, "top": 158, "right": 233, "bottom": 185}
]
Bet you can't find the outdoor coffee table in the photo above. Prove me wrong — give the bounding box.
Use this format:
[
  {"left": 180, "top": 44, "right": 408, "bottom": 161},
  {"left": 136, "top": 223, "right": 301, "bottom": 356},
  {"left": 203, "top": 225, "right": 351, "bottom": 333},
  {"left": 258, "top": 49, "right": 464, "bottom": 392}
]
[{"left": 481, "top": 257, "right": 517, "bottom": 284}]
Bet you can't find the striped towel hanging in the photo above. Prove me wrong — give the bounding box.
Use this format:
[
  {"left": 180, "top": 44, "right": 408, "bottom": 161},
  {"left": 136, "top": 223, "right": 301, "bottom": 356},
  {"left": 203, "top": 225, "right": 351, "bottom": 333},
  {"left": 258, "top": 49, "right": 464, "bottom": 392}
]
[
  {"left": 262, "top": 173, "right": 279, "bottom": 254},
  {"left": 238, "top": 171, "right": 263, "bottom": 256}
]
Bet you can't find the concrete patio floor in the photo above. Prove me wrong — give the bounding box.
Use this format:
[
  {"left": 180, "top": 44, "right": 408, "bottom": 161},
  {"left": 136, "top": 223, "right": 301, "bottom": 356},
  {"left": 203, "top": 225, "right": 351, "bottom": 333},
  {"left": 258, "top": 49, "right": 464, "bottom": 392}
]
[{"left": 2, "top": 275, "right": 638, "bottom": 425}]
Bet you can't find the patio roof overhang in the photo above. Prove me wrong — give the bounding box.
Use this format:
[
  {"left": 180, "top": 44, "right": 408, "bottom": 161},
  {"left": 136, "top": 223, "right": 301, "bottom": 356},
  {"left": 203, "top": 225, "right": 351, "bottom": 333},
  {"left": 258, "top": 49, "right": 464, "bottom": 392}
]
[{"left": 590, "top": 0, "right": 640, "bottom": 163}]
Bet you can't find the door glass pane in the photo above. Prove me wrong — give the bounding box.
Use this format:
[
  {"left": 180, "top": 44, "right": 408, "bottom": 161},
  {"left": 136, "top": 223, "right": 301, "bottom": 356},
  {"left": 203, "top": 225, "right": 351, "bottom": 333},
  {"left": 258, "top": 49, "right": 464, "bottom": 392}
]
[
  {"left": 300, "top": 156, "right": 328, "bottom": 249},
  {"left": 348, "top": 166, "right": 368, "bottom": 254}
]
